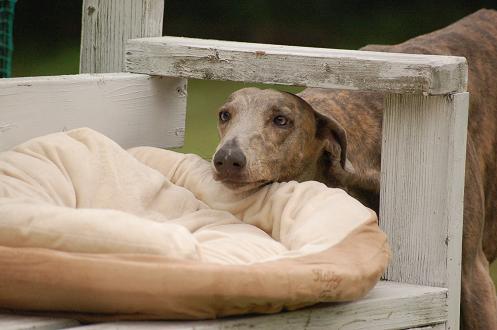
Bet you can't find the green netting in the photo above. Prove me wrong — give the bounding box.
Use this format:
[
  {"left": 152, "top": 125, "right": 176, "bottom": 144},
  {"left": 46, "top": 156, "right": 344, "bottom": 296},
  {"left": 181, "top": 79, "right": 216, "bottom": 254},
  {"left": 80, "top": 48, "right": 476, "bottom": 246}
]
[{"left": 0, "top": 0, "right": 16, "bottom": 78}]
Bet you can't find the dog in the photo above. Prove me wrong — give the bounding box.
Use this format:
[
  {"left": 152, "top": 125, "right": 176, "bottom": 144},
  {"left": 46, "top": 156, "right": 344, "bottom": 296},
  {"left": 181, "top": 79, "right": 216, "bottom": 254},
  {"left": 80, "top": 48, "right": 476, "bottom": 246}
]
[{"left": 212, "top": 9, "right": 497, "bottom": 329}]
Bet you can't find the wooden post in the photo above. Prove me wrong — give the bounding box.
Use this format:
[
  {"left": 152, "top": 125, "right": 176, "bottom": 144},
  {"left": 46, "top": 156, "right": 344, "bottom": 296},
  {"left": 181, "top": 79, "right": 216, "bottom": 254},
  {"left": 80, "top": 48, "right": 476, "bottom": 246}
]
[
  {"left": 380, "top": 92, "right": 469, "bottom": 330},
  {"left": 80, "top": 0, "right": 165, "bottom": 73},
  {"left": 79, "top": 0, "right": 187, "bottom": 149}
]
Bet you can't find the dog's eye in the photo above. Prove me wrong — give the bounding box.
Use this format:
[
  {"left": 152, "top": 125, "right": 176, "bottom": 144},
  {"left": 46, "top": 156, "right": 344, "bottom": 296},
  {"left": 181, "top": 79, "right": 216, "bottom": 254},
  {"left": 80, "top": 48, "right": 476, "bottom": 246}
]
[
  {"left": 219, "top": 111, "right": 231, "bottom": 122},
  {"left": 273, "top": 115, "right": 288, "bottom": 127}
]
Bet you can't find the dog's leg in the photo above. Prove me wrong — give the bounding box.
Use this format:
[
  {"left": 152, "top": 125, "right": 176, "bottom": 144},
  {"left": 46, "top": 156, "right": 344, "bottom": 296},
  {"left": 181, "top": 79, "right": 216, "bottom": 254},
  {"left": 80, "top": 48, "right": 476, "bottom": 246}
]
[
  {"left": 460, "top": 145, "right": 497, "bottom": 329},
  {"left": 461, "top": 249, "right": 497, "bottom": 329}
]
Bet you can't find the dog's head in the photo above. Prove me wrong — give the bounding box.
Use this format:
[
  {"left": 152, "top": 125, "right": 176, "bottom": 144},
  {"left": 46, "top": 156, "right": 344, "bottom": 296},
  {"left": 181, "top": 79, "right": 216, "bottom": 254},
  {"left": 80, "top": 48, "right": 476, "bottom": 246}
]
[{"left": 212, "top": 87, "right": 354, "bottom": 189}]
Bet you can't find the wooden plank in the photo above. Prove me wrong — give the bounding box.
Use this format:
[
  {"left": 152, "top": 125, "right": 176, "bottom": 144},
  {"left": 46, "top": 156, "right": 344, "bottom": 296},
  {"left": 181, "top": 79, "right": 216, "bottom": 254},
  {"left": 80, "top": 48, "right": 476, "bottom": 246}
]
[
  {"left": 380, "top": 93, "right": 469, "bottom": 329},
  {"left": 125, "top": 36, "right": 467, "bottom": 95},
  {"left": 0, "top": 313, "right": 79, "bottom": 330},
  {"left": 443, "top": 94, "right": 468, "bottom": 330},
  {"left": 0, "top": 73, "right": 187, "bottom": 151},
  {"left": 80, "top": 0, "right": 165, "bottom": 73},
  {"left": 409, "top": 325, "right": 446, "bottom": 330},
  {"left": 64, "top": 281, "right": 448, "bottom": 330}
]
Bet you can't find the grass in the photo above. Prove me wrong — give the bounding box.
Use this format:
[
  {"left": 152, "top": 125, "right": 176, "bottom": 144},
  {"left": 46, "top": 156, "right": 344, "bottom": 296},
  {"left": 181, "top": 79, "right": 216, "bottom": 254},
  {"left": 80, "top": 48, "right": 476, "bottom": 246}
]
[
  {"left": 12, "top": 45, "right": 80, "bottom": 77},
  {"left": 10, "top": 47, "right": 497, "bottom": 289}
]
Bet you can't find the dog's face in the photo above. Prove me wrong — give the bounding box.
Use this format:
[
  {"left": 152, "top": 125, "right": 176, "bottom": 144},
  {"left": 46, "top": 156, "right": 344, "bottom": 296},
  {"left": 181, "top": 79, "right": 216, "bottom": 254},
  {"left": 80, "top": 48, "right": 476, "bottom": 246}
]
[{"left": 212, "top": 87, "right": 352, "bottom": 189}]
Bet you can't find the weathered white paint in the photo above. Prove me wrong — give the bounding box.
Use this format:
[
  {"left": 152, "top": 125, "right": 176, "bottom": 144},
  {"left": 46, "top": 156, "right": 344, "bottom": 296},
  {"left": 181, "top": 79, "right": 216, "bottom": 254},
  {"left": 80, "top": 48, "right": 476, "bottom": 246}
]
[
  {"left": 380, "top": 93, "right": 469, "bottom": 330},
  {"left": 408, "top": 325, "right": 446, "bottom": 330},
  {"left": 0, "top": 313, "right": 79, "bottom": 330},
  {"left": 80, "top": 0, "right": 164, "bottom": 73},
  {"left": 125, "top": 36, "right": 467, "bottom": 95},
  {"left": 59, "top": 282, "right": 447, "bottom": 330},
  {"left": 0, "top": 73, "right": 187, "bottom": 151},
  {"left": 443, "top": 94, "right": 468, "bottom": 330}
]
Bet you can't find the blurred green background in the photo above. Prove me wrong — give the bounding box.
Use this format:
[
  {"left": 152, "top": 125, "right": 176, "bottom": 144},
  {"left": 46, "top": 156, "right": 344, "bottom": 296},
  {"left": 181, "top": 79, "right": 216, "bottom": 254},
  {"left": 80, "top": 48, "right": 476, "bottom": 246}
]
[{"left": 8, "top": 0, "right": 497, "bottom": 285}]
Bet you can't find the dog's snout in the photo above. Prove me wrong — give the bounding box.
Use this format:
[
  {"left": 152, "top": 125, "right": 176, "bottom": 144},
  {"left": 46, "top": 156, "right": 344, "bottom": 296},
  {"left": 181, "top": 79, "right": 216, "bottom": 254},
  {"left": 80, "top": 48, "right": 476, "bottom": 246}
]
[{"left": 214, "top": 146, "right": 247, "bottom": 175}]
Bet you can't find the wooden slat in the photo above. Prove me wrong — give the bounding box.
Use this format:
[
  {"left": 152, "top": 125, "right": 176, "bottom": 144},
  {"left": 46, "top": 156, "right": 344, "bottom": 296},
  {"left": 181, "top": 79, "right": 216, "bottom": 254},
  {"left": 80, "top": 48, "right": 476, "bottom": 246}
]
[
  {"left": 63, "top": 282, "right": 448, "bottom": 330},
  {"left": 125, "top": 36, "right": 467, "bottom": 95},
  {"left": 80, "top": 0, "right": 165, "bottom": 73},
  {"left": 409, "top": 325, "right": 446, "bottom": 330},
  {"left": 0, "top": 73, "right": 187, "bottom": 151},
  {"left": 0, "top": 313, "right": 79, "bottom": 330},
  {"left": 443, "top": 95, "right": 468, "bottom": 330},
  {"left": 380, "top": 93, "right": 469, "bottom": 330}
]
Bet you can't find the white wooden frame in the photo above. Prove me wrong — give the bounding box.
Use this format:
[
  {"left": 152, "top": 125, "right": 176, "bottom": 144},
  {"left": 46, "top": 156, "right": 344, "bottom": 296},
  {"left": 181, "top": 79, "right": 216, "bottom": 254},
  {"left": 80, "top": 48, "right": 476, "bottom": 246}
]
[
  {"left": 80, "top": 0, "right": 165, "bottom": 73},
  {"left": 0, "top": 73, "right": 186, "bottom": 151},
  {"left": 123, "top": 36, "right": 468, "bottom": 329},
  {"left": 0, "top": 0, "right": 186, "bottom": 152},
  {"left": 0, "top": 1, "right": 469, "bottom": 329},
  {"left": 125, "top": 36, "right": 467, "bottom": 95}
]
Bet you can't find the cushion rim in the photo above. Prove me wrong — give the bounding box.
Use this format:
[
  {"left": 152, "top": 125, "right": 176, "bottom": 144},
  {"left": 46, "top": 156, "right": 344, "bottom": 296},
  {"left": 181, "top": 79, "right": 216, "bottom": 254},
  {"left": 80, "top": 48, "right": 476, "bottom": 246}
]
[{"left": 0, "top": 216, "right": 389, "bottom": 320}]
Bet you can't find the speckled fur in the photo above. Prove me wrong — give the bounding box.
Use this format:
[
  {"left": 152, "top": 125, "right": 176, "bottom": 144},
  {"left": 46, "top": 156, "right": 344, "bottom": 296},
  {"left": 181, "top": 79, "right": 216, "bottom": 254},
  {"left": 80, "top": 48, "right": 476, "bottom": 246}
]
[
  {"left": 302, "top": 9, "right": 497, "bottom": 329},
  {"left": 214, "top": 9, "right": 497, "bottom": 329},
  {"left": 356, "top": 10, "right": 497, "bottom": 329}
]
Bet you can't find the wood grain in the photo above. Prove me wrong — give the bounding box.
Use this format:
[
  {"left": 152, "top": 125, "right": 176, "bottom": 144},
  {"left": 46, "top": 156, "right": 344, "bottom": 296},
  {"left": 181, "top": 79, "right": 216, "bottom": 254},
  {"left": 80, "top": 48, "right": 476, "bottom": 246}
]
[
  {"left": 0, "top": 73, "right": 187, "bottom": 151},
  {"left": 125, "top": 36, "right": 467, "bottom": 95},
  {"left": 380, "top": 93, "right": 469, "bottom": 330},
  {"left": 58, "top": 281, "right": 447, "bottom": 330},
  {"left": 408, "top": 325, "right": 446, "bottom": 330},
  {"left": 80, "top": 0, "right": 165, "bottom": 73},
  {"left": 0, "top": 313, "right": 79, "bottom": 330}
]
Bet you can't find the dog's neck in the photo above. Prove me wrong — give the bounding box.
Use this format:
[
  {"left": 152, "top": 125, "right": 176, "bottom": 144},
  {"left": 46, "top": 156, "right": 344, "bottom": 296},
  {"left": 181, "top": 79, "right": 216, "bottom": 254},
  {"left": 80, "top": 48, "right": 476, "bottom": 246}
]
[{"left": 315, "top": 152, "right": 381, "bottom": 212}]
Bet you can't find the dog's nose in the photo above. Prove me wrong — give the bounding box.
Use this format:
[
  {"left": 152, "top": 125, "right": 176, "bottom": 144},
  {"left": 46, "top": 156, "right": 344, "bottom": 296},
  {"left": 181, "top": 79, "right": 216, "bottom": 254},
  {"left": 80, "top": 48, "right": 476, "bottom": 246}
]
[{"left": 213, "top": 147, "right": 247, "bottom": 175}]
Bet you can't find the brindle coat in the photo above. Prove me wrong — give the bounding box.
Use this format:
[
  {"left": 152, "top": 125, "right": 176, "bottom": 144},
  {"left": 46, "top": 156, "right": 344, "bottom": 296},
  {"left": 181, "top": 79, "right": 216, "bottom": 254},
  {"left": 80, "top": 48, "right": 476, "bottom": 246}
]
[{"left": 212, "top": 9, "right": 497, "bottom": 329}]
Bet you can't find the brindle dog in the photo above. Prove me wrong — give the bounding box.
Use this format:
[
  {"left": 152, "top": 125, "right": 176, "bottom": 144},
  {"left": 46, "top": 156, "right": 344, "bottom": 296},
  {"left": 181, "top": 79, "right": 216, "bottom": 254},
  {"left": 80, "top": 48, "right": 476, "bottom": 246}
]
[{"left": 212, "top": 9, "right": 497, "bottom": 329}]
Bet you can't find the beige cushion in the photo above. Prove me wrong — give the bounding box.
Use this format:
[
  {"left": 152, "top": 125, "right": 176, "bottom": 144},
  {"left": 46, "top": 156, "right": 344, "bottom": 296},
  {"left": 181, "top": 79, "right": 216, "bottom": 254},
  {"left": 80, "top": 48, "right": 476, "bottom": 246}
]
[{"left": 0, "top": 128, "right": 390, "bottom": 320}]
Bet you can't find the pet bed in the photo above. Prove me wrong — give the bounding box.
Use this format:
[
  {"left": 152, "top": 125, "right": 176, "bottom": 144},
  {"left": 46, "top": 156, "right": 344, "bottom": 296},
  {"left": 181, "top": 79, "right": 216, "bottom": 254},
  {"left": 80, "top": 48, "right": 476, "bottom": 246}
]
[{"left": 0, "top": 128, "right": 389, "bottom": 320}]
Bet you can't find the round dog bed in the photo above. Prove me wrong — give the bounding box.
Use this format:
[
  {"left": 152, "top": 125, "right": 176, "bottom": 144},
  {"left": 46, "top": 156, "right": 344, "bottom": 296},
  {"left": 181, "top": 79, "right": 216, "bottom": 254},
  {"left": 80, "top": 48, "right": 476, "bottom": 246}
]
[{"left": 0, "top": 128, "right": 390, "bottom": 320}]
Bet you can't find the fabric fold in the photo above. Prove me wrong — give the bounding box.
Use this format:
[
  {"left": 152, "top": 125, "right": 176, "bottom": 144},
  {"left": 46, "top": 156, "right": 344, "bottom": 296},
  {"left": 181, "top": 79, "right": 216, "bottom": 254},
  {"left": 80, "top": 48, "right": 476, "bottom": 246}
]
[{"left": 0, "top": 127, "right": 390, "bottom": 319}]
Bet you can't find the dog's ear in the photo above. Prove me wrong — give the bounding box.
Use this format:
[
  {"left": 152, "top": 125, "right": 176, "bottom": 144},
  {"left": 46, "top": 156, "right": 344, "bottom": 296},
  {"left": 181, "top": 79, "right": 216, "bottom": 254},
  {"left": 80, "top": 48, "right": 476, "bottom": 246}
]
[
  {"left": 313, "top": 110, "right": 355, "bottom": 173},
  {"left": 285, "top": 92, "right": 354, "bottom": 174}
]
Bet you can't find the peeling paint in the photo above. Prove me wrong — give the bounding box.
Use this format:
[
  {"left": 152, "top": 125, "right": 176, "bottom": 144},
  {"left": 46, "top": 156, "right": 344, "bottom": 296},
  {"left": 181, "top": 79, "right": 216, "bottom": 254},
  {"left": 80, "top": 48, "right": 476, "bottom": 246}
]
[
  {"left": 255, "top": 50, "right": 266, "bottom": 58},
  {"left": 176, "top": 86, "right": 187, "bottom": 97},
  {"left": 87, "top": 5, "right": 96, "bottom": 16},
  {"left": 126, "top": 36, "right": 467, "bottom": 94},
  {"left": 203, "top": 69, "right": 214, "bottom": 80},
  {"left": 174, "top": 127, "right": 185, "bottom": 136}
]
